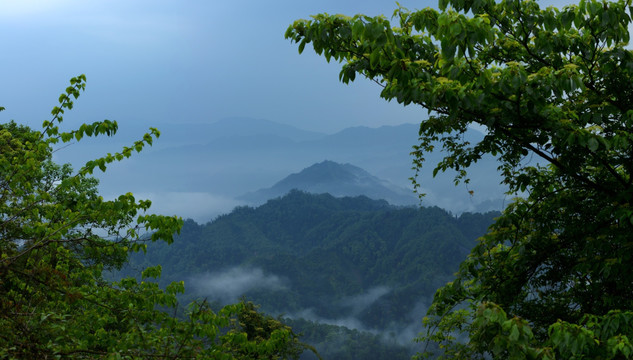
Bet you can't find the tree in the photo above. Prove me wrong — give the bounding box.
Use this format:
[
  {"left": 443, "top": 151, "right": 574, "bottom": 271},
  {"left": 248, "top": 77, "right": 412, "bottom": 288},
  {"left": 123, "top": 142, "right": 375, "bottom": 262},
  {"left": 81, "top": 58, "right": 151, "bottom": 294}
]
[
  {"left": 222, "top": 300, "right": 321, "bottom": 360},
  {"left": 0, "top": 75, "right": 304, "bottom": 359},
  {"left": 286, "top": 0, "right": 633, "bottom": 358}
]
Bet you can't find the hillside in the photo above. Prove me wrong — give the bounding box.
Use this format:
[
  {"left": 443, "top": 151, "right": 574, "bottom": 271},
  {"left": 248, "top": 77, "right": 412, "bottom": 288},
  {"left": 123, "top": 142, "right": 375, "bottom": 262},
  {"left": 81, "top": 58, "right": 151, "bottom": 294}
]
[{"left": 122, "top": 191, "right": 498, "bottom": 358}]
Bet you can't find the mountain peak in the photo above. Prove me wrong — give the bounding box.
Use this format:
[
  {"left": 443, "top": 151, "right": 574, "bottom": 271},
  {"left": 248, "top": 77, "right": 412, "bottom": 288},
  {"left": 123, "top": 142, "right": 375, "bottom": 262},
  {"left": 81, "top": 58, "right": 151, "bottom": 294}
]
[
  {"left": 238, "top": 161, "right": 418, "bottom": 206},
  {"left": 278, "top": 160, "right": 366, "bottom": 185}
]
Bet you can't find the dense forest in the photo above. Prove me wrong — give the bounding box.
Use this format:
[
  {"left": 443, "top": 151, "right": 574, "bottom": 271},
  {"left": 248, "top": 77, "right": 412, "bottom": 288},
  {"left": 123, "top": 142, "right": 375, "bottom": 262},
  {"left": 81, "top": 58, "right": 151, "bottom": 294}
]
[{"left": 119, "top": 190, "right": 498, "bottom": 358}]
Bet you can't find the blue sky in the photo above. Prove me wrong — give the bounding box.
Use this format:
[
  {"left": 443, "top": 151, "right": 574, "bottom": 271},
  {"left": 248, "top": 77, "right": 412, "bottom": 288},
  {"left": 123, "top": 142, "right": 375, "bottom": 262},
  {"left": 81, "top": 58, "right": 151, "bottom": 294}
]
[{"left": 0, "top": 0, "right": 439, "bottom": 134}]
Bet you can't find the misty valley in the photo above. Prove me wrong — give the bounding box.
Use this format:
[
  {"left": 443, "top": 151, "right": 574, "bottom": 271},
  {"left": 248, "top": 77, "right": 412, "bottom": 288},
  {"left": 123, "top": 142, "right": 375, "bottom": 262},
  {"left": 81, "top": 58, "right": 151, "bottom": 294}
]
[
  {"left": 5, "top": 109, "right": 507, "bottom": 359},
  {"left": 64, "top": 117, "right": 505, "bottom": 359},
  {"left": 95, "top": 122, "right": 505, "bottom": 359}
]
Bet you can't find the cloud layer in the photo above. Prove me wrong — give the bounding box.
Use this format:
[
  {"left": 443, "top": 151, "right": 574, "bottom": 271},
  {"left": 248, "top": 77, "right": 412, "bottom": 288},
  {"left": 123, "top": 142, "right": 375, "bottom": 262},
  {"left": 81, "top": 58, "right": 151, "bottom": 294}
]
[
  {"left": 188, "top": 267, "right": 287, "bottom": 303},
  {"left": 131, "top": 192, "right": 243, "bottom": 223}
]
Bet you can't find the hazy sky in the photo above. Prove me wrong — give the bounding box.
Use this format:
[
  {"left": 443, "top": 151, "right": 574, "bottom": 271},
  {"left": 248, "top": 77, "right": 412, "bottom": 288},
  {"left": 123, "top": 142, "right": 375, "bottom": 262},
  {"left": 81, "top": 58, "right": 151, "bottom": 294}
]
[
  {"left": 0, "top": 0, "right": 578, "bottom": 134},
  {"left": 0, "top": 0, "right": 581, "bottom": 221},
  {"left": 0, "top": 0, "right": 438, "bottom": 134}
]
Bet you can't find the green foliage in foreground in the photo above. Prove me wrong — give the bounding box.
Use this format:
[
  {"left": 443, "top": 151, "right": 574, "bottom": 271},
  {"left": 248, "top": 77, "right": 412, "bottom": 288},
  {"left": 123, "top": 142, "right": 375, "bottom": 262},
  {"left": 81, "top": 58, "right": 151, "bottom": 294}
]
[
  {"left": 286, "top": 0, "right": 633, "bottom": 358},
  {"left": 0, "top": 76, "right": 305, "bottom": 359}
]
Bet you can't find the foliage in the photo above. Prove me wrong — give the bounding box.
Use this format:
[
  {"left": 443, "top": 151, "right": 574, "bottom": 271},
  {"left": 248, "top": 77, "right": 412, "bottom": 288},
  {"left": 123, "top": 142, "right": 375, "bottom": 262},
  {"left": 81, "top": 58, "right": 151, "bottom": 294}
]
[
  {"left": 223, "top": 300, "right": 320, "bottom": 360},
  {"left": 286, "top": 0, "right": 633, "bottom": 358},
  {"left": 0, "top": 76, "right": 304, "bottom": 359}
]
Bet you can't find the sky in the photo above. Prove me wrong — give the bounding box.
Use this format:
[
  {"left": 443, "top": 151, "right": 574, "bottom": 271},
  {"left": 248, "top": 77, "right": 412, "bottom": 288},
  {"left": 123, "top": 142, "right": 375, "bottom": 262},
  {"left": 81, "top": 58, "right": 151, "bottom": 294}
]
[
  {"left": 0, "top": 0, "right": 578, "bottom": 134},
  {"left": 0, "top": 0, "right": 440, "bottom": 134}
]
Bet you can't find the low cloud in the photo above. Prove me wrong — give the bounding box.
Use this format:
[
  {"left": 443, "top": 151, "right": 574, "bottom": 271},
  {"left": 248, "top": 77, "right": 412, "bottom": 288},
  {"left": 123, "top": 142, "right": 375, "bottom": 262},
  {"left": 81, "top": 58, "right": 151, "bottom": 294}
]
[
  {"left": 290, "top": 308, "right": 368, "bottom": 331},
  {"left": 381, "top": 299, "right": 430, "bottom": 345},
  {"left": 287, "top": 291, "right": 431, "bottom": 346},
  {"left": 286, "top": 287, "right": 391, "bottom": 334},
  {"left": 118, "top": 191, "right": 244, "bottom": 223},
  {"left": 340, "top": 286, "right": 390, "bottom": 315},
  {"left": 188, "top": 267, "right": 287, "bottom": 303}
]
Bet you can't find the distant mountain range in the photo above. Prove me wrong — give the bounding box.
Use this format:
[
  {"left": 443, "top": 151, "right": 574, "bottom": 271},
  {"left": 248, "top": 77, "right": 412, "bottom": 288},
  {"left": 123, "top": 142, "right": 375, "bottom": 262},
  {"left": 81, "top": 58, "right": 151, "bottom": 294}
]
[
  {"left": 239, "top": 160, "right": 418, "bottom": 206},
  {"left": 53, "top": 117, "right": 509, "bottom": 222}
]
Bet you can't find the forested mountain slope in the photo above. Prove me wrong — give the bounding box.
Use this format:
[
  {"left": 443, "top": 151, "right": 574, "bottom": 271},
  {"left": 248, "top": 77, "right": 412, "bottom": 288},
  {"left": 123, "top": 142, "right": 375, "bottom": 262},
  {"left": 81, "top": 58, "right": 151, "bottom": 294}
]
[{"left": 124, "top": 192, "right": 497, "bottom": 337}]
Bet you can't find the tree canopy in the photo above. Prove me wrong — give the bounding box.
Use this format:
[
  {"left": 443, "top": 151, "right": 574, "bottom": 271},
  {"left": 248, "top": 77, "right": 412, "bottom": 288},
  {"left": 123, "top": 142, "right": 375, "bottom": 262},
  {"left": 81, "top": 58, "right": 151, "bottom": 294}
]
[
  {"left": 0, "top": 75, "right": 305, "bottom": 359},
  {"left": 287, "top": 0, "right": 633, "bottom": 358}
]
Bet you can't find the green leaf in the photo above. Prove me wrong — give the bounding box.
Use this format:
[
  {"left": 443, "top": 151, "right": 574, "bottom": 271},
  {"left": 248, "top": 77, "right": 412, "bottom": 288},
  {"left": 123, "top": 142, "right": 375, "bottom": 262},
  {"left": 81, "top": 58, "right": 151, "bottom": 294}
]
[
  {"left": 509, "top": 324, "right": 520, "bottom": 341},
  {"left": 370, "top": 49, "right": 380, "bottom": 68}
]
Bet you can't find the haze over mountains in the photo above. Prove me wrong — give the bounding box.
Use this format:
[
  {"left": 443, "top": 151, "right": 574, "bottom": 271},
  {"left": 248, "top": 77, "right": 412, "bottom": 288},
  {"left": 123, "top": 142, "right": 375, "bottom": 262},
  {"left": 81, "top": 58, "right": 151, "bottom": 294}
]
[
  {"left": 53, "top": 117, "right": 508, "bottom": 222},
  {"left": 239, "top": 160, "right": 419, "bottom": 206},
  {"left": 80, "top": 117, "right": 509, "bottom": 358}
]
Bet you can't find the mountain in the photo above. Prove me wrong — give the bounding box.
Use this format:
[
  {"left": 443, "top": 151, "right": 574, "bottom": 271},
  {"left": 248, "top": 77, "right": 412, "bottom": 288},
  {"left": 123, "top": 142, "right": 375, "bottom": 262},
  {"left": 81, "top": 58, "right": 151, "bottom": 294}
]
[
  {"left": 120, "top": 191, "right": 499, "bottom": 358},
  {"left": 238, "top": 160, "right": 418, "bottom": 206},
  {"left": 53, "top": 117, "right": 507, "bottom": 222},
  {"left": 200, "top": 117, "right": 326, "bottom": 142}
]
